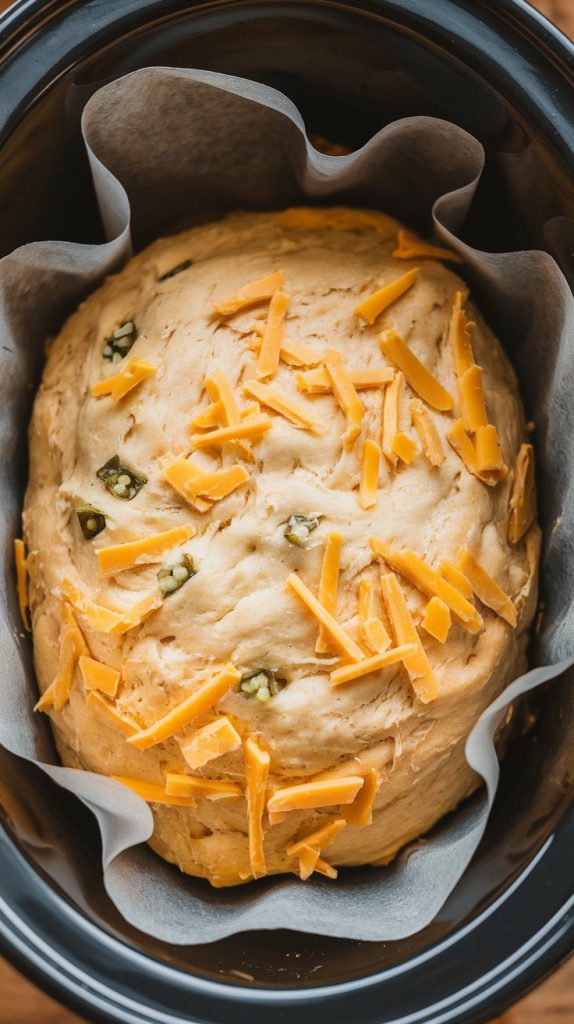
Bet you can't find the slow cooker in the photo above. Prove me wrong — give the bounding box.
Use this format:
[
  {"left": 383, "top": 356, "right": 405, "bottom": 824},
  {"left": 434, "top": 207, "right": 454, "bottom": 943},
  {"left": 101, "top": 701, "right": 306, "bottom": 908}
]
[{"left": 0, "top": 2, "right": 573, "bottom": 1022}]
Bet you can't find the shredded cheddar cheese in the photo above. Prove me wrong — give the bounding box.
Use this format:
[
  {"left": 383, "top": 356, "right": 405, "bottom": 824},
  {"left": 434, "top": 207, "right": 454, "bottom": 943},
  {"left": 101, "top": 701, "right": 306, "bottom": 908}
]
[
  {"left": 14, "top": 538, "right": 30, "bottom": 631},
  {"left": 286, "top": 819, "right": 347, "bottom": 858},
  {"left": 458, "top": 364, "right": 488, "bottom": 433},
  {"left": 111, "top": 775, "right": 196, "bottom": 807},
  {"left": 189, "top": 415, "right": 272, "bottom": 449},
  {"left": 297, "top": 366, "right": 394, "bottom": 394},
  {"left": 78, "top": 655, "right": 121, "bottom": 698},
  {"left": 409, "top": 400, "right": 445, "bottom": 466},
  {"left": 191, "top": 401, "right": 225, "bottom": 429},
  {"left": 164, "top": 773, "right": 241, "bottom": 801},
  {"left": 96, "top": 524, "right": 196, "bottom": 575},
  {"left": 163, "top": 460, "right": 213, "bottom": 512},
  {"left": 179, "top": 717, "right": 241, "bottom": 770},
  {"left": 439, "top": 560, "right": 473, "bottom": 600},
  {"left": 446, "top": 420, "right": 506, "bottom": 487},
  {"left": 342, "top": 769, "right": 378, "bottom": 826},
  {"left": 286, "top": 572, "right": 364, "bottom": 662},
  {"left": 243, "top": 379, "right": 323, "bottom": 433},
  {"left": 85, "top": 691, "right": 139, "bottom": 736},
  {"left": 380, "top": 327, "right": 454, "bottom": 412},
  {"left": 267, "top": 776, "right": 364, "bottom": 814},
  {"left": 35, "top": 604, "right": 87, "bottom": 712},
  {"left": 392, "top": 229, "right": 463, "bottom": 264},
  {"left": 358, "top": 579, "right": 391, "bottom": 654},
  {"left": 448, "top": 290, "right": 474, "bottom": 377},
  {"left": 359, "top": 439, "right": 381, "bottom": 509},
  {"left": 127, "top": 664, "right": 241, "bottom": 750},
  {"left": 508, "top": 443, "right": 536, "bottom": 544},
  {"left": 370, "top": 537, "right": 483, "bottom": 633},
  {"left": 250, "top": 333, "right": 321, "bottom": 368},
  {"left": 382, "top": 370, "right": 404, "bottom": 466},
  {"left": 213, "top": 270, "right": 284, "bottom": 317},
  {"left": 475, "top": 424, "right": 505, "bottom": 472},
  {"left": 256, "top": 290, "right": 290, "bottom": 379},
  {"left": 421, "top": 597, "right": 451, "bottom": 643},
  {"left": 61, "top": 578, "right": 161, "bottom": 634},
  {"left": 204, "top": 370, "right": 253, "bottom": 460},
  {"left": 355, "top": 268, "right": 419, "bottom": 325},
  {"left": 324, "top": 349, "right": 365, "bottom": 448},
  {"left": 315, "top": 532, "right": 342, "bottom": 655},
  {"left": 391, "top": 432, "right": 417, "bottom": 465},
  {"left": 379, "top": 572, "right": 437, "bottom": 703},
  {"left": 91, "top": 360, "right": 156, "bottom": 402},
  {"left": 457, "top": 549, "right": 518, "bottom": 627},
  {"left": 244, "top": 735, "right": 270, "bottom": 880},
  {"left": 330, "top": 642, "right": 418, "bottom": 686}
]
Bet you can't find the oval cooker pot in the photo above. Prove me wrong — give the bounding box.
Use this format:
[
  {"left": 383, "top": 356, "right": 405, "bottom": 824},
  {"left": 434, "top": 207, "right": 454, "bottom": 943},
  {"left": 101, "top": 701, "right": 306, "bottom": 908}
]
[{"left": 0, "top": 3, "right": 573, "bottom": 1023}]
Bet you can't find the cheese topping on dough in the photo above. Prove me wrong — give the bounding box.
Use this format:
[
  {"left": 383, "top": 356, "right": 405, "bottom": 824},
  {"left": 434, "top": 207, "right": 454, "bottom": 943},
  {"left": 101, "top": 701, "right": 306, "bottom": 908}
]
[
  {"left": 315, "top": 532, "right": 342, "bottom": 654},
  {"left": 243, "top": 380, "right": 324, "bottom": 433},
  {"left": 91, "top": 361, "right": 156, "bottom": 402},
  {"left": 297, "top": 367, "right": 393, "bottom": 393},
  {"left": 244, "top": 735, "right": 270, "bottom": 879},
  {"left": 79, "top": 655, "right": 121, "bottom": 698},
  {"left": 359, "top": 439, "right": 381, "bottom": 510},
  {"left": 380, "top": 327, "right": 454, "bottom": 412},
  {"left": 342, "top": 769, "right": 379, "bottom": 826},
  {"left": 409, "top": 400, "right": 445, "bottom": 466},
  {"left": 508, "top": 443, "right": 536, "bottom": 544},
  {"left": 213, "top": 270, "right": 284, "bottom": 317},
  {"left": 14, "top": 538, "right": 30, "bottom": 632},
  {"left": 256, "top": 290, "right": 290, "bottom": 379},
  {"left": 392, "top": 229, "right": 463, "bottom": 264},
  {"left": 267, "top": 776, "right": 364, "bottom": 814},
  {"left": 96, "top": 524, "right": 196, "bottom": 575},
  {"left": 355, "top": 268, "right": 419, "bottom": 325},
  {"left": 286, "top": 573, "right": 364, "bottom": 662},
  {"left": 457, "top": 549, "right": 518, "bottom": 627},
  {"left": 380, "top": 573, "right": 438, "bottom": 703},
  {"left": 324, "top": 349, "right": 365, "bottom": 449},
  {"left": 179, "top": 717, "right": 241, "bottom": 770}
]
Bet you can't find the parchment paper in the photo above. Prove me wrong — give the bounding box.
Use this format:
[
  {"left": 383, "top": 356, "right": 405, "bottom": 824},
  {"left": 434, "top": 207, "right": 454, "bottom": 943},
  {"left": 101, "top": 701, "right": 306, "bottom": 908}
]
[{"left": 0, "top": 68, "right": 572, "bottom": 944}]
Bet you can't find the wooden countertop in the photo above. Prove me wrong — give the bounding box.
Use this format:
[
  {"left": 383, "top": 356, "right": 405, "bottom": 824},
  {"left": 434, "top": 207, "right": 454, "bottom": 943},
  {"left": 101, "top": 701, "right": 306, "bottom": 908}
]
[{"left": 0, "top": 0, "right": 572, "bottom": 1021}]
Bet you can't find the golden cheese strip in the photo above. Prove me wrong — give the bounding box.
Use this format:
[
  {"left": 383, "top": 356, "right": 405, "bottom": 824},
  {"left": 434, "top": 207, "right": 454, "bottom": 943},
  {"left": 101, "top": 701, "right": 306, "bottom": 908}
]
[
  {"left": 458, "top": 364, "right": 488, "bottom": 433},
  {"left": 380, "top": 572, "right": 437, "bottom": 703},
  {"left": 370, "top": 538, "right": 483, "bottom": 632},
  {"left": 127, "top": 664, "right": 241, "bottom": 750},
  {"left": 163, "top": 460, "right": 213, "bottom": 512},
  {"left": 245, "top": 735, "right": 270, "bottom": 880},
  {"left": 380, "top": 327, "right": 454, "bottom": 412},
  {"left": 91, "top": 361, "right": 156, "bottom": 402},
  {"left": 382, "top": 370, "right": 404, "bottom": 466},
  {"left": 286, "top": 572, "right": 364, "bottom": 662},
  {"left": 205, "top": 370, "right": 253, "bottom": 459},
  {"left": 249, "top": 332, "right": 322, "bottom": 368},
  {"left": 179, "top": 716, "right": 241, "bottom": 770},
  {"left": 446, "top": 420, "right": 505, "bottom": 487},
  {"left": 111, "top": 775, "right": 196, "bottom": 807},
  {"left": 242, "top": 379, "right": 323, "bottom": 433},
  {"left": 96, "top": 524, "right": 196, "bottom": 575},
  {"left": 355, "top": 268, "right": 419, "bottom": 325},
  {"left": 508, "top": 443, "right": 536, "bottom": 544},
  {"left": 297, "top": 366, "right": 394, "bottom": 393},
  {"left": 111, "top": 593, "right": 163, "bottom": 635},
  {"left": 35, "top": 604, "right": 87, "bottom": 712},
  {"left": 391, "top": 432, "right": 417, "bottom": 465},
  {"left": 315, "top": 532, "right": 342, "bottom": 655},
  {"left": 267, "top": 776, "right": 364, "bottom": 814},
  {"left": 475, "top": 424, "right": 505, "bottom": 472},
  {"left": 78, "top": 655, "right": 121, "bottom": 698},
  {"left": 14, "top": 538, "right": 30, "bottom": 631},
  {"left": 164, "top": 772, "right": 241, "bottom": 801},
  {"left": 256, "top": 290, "right": 290, "bottom": 379},
  {"left": 330, "top": 643, "right": 417, "bottom": 687},
  {"left": 213, "top": 270, "right": 284, "bottom": 317},
  {"left": 191, "top": 401, "right": 225, "bottom": 429},
  {"left": 324, "top": 349, "right": 365, "bottom": 449},
  {"left": 457, "top": 549, "right": 517, "bottom": 627},
  {"left": 409, "top": 400, "right": 445, "bottom": 466},
  {"left": 392, "top": 229, "right": 463, "bottom": 264},
  {"left": 359, "top": 439, "right": 381, "bottom": 509},
  {"left": 85, "top": 691, "right": 139, "bottom": 737},
  {"left": 61, "top": 578, "right": 124, "bottom": 632},
  {"left": 183, "top": 462, "right": 250, "bottom": 500},
  {"left": 310, "top": 854, "right": 338, "bottom": 879},
  {"left": 358, "top": 579, "right": 391, "bottom": 654},
  {"left": 439, "top": 560, "right": 473, "bottom": 600},
  {"left": 286, "top": 818, "right": 347, "bottom": 857},
  {"left": 296, "top": 843, "right": 320, "bottom": 881},
  {"left": 278, "top": 207, "right": 397, "bottom": 235},
  {"left": 342, "top": 769, "right": 378, "bottom": 826},
  {"left": 448, "top": 290, "right": 474, "bottom": 377},
  {"left": 61, "top": 578, "right": 160, "bottom": 634},
  {"left": 189, "top": 415, "right": 273, "bottom": 449},
  {"left": 421, "top": 597, "right": 451, "bottom": 643}
]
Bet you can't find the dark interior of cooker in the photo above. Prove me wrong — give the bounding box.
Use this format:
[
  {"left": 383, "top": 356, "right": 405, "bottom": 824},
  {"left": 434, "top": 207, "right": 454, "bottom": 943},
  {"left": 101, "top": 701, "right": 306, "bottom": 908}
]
[{"left": 1, "top": 0, "right": 573, "bottom": 990}]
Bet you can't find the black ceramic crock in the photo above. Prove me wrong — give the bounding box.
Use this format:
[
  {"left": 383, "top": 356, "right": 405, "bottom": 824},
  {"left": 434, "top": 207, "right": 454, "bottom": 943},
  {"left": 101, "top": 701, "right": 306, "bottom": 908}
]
[{"left": 0, "top": 2, "right": 573, "bottom": 1023}]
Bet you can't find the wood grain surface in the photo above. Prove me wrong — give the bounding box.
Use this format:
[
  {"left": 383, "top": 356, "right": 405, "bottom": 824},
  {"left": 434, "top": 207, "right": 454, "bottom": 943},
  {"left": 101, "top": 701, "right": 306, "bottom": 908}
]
[{"left": 0, "top": 0, "right": 572, "bottom": 1020}]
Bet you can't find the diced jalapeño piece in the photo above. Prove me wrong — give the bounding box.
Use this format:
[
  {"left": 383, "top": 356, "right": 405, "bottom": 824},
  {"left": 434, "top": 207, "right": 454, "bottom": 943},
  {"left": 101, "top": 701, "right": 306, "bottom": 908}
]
[{"left": 97, "top": 456, "right": 147, "bottom": 500}]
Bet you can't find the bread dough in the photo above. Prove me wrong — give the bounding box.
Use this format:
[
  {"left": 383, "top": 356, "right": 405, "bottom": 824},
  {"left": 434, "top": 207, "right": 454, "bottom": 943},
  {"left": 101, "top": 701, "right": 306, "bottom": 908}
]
[{"left": 24, "top": 208, "right": 540, "bottom": 886}]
